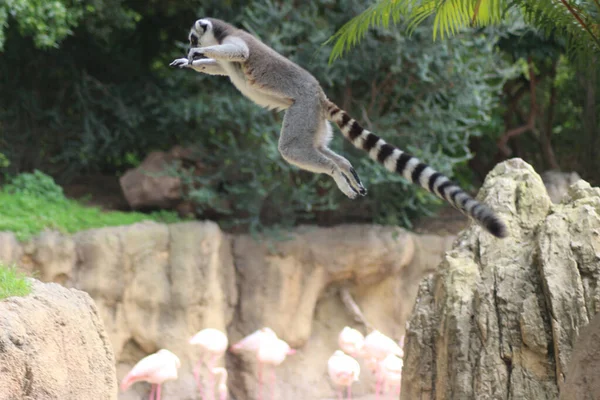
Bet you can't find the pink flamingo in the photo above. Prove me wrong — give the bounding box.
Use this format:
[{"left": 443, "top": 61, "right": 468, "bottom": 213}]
[
  {"left": 189, "top": 328, "right": 229, "bottom": 400},
  {"left": 230, "top": 327, "right": 276, "bottom": 353},
  {"left": 211, "top": 367, "right": 229, "bottom": 400},
  {"left": 338, "top": 326, "right": 365, "bottom": 357},
  {"left": 361, "top": 330, "right": 403, "bottom": 400},
  {"left": 257, "top": 337, "right": 296, "bottom": 400},
  {"left": 380, "top": 353, "right": 403, "bottom": 399},
  {"left": 328, "top": 350, "right": 360, "bottom": 400},
  {"left": 120, "top": 349, "right": 181, "bottom": 400},
  {"left": 230, "top": 327, "right": 295, "bottom": 400}
]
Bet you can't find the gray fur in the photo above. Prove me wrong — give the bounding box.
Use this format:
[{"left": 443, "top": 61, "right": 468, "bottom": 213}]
[{"left": 169, "top": 17, "right": 508, "bottom": 238}]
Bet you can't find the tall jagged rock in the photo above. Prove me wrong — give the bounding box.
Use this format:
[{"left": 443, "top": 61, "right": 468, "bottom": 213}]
[{"left": 403, "top": 158, "right": 600, "bottom": 399}]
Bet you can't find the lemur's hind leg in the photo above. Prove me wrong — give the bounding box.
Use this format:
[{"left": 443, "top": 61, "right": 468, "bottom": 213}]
[
  {"left": 318, "top": 121, "right": 366, "bottom": 196},
  {"left": 278, "top": 101, "right": 360, "bottom": 199}
]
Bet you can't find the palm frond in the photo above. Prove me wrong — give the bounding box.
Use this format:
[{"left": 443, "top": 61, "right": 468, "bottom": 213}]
[
  {"left": 326, "top": 0, "right": 417, "bottom": 63},
  {"left": 328, "top": 0, "right": 600, "bottom": 63},
  {"left": 328, "top": 0, "right": 507, "bottom": 62},
  {"left": 519, "top": 0, "right": 600, "bottom": 61}
]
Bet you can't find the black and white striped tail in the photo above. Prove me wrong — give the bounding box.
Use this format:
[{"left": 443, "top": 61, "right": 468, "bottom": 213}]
[{"left": 325, "top": 101, "right": 508, "bottom": 239}]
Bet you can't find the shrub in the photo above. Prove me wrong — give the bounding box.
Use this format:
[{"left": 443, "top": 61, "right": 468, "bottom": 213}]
[{"left": 0, "top": 263, "right": 31, "bottom": 300}]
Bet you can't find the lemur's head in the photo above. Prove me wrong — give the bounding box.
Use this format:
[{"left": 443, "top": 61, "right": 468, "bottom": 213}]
[{"left": 189, "top": 18, "right": 232, "bottom": 47}]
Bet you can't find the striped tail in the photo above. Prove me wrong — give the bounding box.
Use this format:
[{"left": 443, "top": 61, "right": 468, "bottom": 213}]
[{"left": 325, "top": 100, "right": 508, "bottom": 239}]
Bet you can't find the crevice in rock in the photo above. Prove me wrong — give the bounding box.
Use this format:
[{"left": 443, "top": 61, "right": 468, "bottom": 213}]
[
  {"left": 22, "top": 363, "right": 33, "bottom": 396},
  {"left": 494, "top": 265, "right": 512, "bottom": 398},
  {"left": 88, "top": 298, "right": 116, "bottom": 370},
  {"left": 575, "top": 259, "right": 591, "bottom": 320},
  {"left": 230, "top": 236, "right": 244, "bottom": 330},
  {"left": 226, "top": 235, "right": 251, "bottom": 400}
]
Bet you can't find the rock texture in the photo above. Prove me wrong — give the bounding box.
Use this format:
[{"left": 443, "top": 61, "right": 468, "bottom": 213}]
[
  {"left": 560, "top": 312, "right": 600, "bottom": 399},
  {"left": 0, "top": 220, "right": 451, "bottom": 399},
  {"left": 0, "top": 279, "right": 117, "bottom": 400},
  {"left": 228, "top": 225, "right": 448, "bottom": 400},
  {"left": 403, "top": 158, "right": 600, "bottom": 400}
]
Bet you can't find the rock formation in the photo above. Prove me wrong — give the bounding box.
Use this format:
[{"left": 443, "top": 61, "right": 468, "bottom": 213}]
[
  {"left": 403, "top": 158, "right": 600, "bottom": 399},
  {"left": 0, "top": 219, "right": 451, "bottom": 399},
  {"left": 0, "top": 279, "right": 117, "bottom": 400},
  {"left": 119, "top": 145, "right": 201, "bottom": 211}
]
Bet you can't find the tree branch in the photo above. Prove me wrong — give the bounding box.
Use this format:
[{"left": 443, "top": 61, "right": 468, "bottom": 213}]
[
  {"left": 541, "top": 59, "right": 560, "bottom": 170},
  {"left": 340, "top": 288, "right": 374, "bottom": 331},
  {"left": 496, "top": 58, "right": 537, "bottom": 157},
  {"left": 559, "top": 0, "right": 600, "bottom": 50}
]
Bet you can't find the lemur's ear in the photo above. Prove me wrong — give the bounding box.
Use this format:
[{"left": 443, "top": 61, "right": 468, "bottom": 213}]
[{"left": 196, "top": 19, "right": 210, "bottom": 33}]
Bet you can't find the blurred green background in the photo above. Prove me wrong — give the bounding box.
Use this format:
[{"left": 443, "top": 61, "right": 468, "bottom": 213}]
[{"left": 0, "top": 0, "right": 598, "bottom": 237}]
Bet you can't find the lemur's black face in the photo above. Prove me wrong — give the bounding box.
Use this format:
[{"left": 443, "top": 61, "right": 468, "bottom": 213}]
[{"left": 188, "top": 31, "right": 199, "bottom": 48}]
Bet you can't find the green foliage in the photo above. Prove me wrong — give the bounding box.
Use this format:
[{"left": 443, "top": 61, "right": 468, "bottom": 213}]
[
  {"left": 5, "top": 169, "right": 65, "bottom": 201},
  {"left": 0, "top": 0, "right": 516, "bottom": 233},
  {"left": 0, "top": 0, "right": 140, "bottom": 51},
  {"left": 0, "top": 152, "right": 9, "bottom": 169},
  {"left": 0, "top": 263, "right": 31, "bottom": 300},
  {"left": 0, "top": 0, "right": 79, "bottom": 50},
  {"left": 328, "top": 0, "right": 600, "bottom": 62},
  {"left": 0, "top": 171, "right": 183, "bottom": 241},
  {"left": 519, "top": 0, "right": 600, "bottom": 62}
]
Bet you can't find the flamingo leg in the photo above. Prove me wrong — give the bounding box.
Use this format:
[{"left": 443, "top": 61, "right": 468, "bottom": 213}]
[
  {"left": 194, "top": 360, "right": 207, "bottom": 400},
  {"left": 374, "top": 366, "right": 382, "bottom": 400},
  {"left": 149, "top": 384, "right": 156, "bottom": 400},
  {"left": 337, "top": 388, "right": 343, "bottom": 400},
  {"left": 156, "top": 384, "right": 162, "bottom": 400},
  {"left": 270, "top": 367, "right": 276, "bottom": 400},
  {"left": 257, "top": 360, "right": 263, "bottom": 400},
  {"left": 207, "top": 354, "right": 218, "bottom": 400},
  {"left": 347, "top": 384, "right": 352, "bottom": 400}
]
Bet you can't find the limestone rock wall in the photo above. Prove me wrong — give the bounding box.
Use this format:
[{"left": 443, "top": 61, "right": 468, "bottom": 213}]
[
  {"left": 403, "top": 158, "right": 600, "bottom": 400},
  {"left": 0, "top": 220, "right": 450, "bottom": 399},
  {"left": 0, "top": 279, "right": 117, "bottom": 400}
]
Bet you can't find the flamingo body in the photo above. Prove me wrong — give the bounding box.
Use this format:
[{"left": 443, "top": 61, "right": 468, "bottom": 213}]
[
  {"left": 230, "top": 327, "right": 276, "bottom": 353},
  {"left": 362, "top": 330, "right": 404, "bottom": 360},
  {"left": 338, "top": 326, "right": 365, "bottom": 357},
  {"left": 231, "top": 327, "right": 295, "bottom": 400},
  {"left": 120, "top": 349, "right": 181, "bottom": 400},
  {"left": 190, "top": 328, "right": 229, "bottom": 357},
  {"left": 258, "top": 338, "right": 296, "bottom": 366},
  {"left": 328, "top": 350, "right": 360, "bottom": 400}
]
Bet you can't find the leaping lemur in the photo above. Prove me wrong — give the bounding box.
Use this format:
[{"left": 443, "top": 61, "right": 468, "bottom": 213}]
[{"left": 169, "top": 17, "right": 508, "bottom": 238}]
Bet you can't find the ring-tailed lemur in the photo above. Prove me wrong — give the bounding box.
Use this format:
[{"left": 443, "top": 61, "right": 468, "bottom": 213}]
[{"left": 169, "top": 18, "right": 508, "bottom": 238}]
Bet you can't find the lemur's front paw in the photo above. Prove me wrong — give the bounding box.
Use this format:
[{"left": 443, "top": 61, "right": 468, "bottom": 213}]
[
  {"left": 169, "top": 58, "right": 189, "bottom": 68},
  {"left": 187, "top": 48, "right": 207, "bottom": 64}
]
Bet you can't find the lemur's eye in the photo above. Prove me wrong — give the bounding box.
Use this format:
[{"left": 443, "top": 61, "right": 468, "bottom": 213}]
[{"left": 189, "top": 33, "right": 199, "bottom": 46}]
